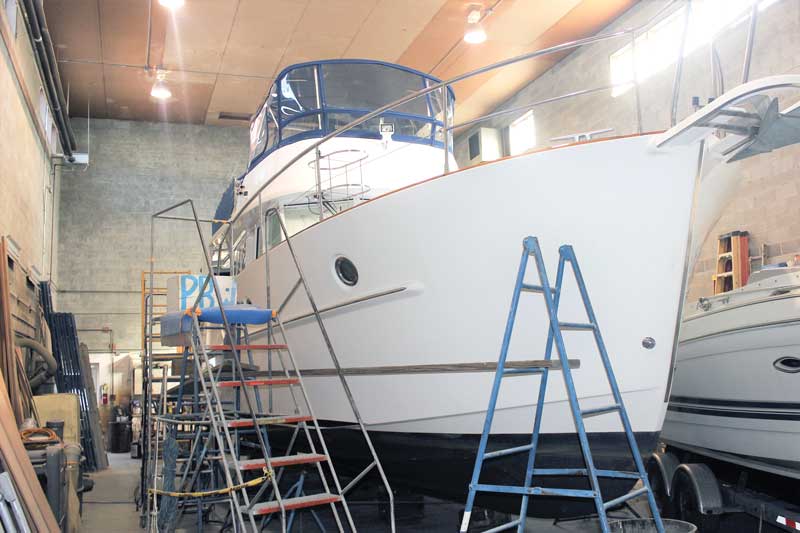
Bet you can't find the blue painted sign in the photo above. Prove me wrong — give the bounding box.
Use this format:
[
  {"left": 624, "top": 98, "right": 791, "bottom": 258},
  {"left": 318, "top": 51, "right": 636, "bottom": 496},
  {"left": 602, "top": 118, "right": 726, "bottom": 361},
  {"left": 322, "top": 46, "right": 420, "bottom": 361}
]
[{"left": 169, "top": 275, "right": 237, "bottom": 311}]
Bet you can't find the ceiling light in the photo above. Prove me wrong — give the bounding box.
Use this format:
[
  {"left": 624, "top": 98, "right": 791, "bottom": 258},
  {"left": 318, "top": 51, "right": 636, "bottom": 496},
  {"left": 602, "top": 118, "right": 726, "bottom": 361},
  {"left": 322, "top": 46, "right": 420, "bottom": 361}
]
[
  {"left": 464, "top": 8, "right": 486, "bottom": 44},
  {"left": 150, "top": 78, "right": 172, "bottom": 100},
  {"left": 464, "top": 23, "right": 487, "bottom": 44},
  {"left": 158, "top": 0, "right": 184, "bottom": 9}
]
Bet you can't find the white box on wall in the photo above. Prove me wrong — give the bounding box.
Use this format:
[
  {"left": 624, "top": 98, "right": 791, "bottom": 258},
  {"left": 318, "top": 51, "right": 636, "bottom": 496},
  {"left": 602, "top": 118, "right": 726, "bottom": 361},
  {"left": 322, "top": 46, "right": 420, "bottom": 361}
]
[{"left": 466, "top": 127, "right": 502, "bottom": 164}]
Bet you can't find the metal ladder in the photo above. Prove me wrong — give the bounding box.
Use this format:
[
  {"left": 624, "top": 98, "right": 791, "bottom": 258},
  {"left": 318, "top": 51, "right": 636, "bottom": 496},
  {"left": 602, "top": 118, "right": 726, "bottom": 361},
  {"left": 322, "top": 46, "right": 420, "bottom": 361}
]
[
  {"left": 256, "top": 205, "right": 396, "bottom": 529},
  {"left": 171, "top": 305, "right": 357, "bottom": 532},
  {"left": 147, "top": 197, "right": 393, "bottom": 531},
  {"left": 461, "top": 236, "right": 665, "bottom": 533}
]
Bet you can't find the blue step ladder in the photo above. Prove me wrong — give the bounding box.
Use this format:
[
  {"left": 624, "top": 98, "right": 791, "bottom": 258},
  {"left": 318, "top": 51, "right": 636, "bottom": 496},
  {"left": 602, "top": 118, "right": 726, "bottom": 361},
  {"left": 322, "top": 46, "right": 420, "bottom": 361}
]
[{"left": 461, "top": 237, "right": 665, "bottom": 533}]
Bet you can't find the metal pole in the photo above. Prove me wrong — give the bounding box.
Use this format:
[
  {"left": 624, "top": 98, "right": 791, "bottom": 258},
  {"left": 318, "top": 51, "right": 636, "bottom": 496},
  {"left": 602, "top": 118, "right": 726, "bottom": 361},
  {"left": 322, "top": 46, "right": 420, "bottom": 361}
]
[
  {"left": 268, "top": 208, "right": 396, "bottom": 532},
  {"left": 315, "top": 148, "right": 324, "bottom": 221},
  {"left": 630, "top": 31, "right": 643, "bottom": 134},
  {"left": 442, "top": 85, "right": 450, "bottom": 174},
  {"left": 742, "top": 2, "right": 758, "bottom": 84},
  {"left": 144, "top": 216, "right": 155, "bottom": 531},
  {"left": 670, "top": 0, "right": 692, "bottom": 127},
  {"left": 709, "top": 39, "right": 718, "bottom": 100},
  {"left": 449, "top": 85, "right": 614, "bottom": 131},
  {"left": 258, "top": 193, "right": 274, "bottom": 411}
]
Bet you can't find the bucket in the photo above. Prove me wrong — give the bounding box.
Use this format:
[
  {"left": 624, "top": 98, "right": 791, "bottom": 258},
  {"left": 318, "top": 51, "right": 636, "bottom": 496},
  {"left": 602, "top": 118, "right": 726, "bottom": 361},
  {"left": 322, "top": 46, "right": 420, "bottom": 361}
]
[
  {"left": 609, "top": 519, "right": 697, "bottom": 533},
  {"left": 46, "top": 420, "right": 65, "bottom": 441}
]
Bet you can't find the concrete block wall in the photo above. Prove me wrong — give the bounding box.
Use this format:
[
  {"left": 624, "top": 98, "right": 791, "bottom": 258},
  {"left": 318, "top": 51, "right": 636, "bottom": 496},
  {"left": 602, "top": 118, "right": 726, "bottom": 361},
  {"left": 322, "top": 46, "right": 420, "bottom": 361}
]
[
  {"left": 0, "top": 2, "right": 59, "bottom": 279},
  {"left": 453, "top": 0, "right": 800, "bottom": 305},
  {"left": 57, "top": 118, "right": 248, "bottom": 382}
]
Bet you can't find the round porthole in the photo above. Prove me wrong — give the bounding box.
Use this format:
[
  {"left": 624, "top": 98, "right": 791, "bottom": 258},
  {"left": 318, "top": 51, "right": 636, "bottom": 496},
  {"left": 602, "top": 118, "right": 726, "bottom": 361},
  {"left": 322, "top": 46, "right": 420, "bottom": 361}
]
[
  {"left": 335, "top": 257, "right": 358, "bottom": 286},
  {"left": 774, "top": 356, "right": 800, "bottom": 373}
]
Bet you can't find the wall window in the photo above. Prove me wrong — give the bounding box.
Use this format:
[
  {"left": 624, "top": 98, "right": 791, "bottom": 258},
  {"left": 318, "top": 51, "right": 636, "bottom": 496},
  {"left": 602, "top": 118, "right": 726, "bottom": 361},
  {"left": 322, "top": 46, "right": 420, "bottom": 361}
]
[
  {"left": 37, "top": 87, "right": 56, "bottom": 154},
  {"left": 4, "top": 0, "right": 16, "bottom": 37},
  {"left": 610, "top": 0, "right": 779, "bottom": 97},
  {"left": 508, "top": 110, "right": 536, "bottom": 156}
]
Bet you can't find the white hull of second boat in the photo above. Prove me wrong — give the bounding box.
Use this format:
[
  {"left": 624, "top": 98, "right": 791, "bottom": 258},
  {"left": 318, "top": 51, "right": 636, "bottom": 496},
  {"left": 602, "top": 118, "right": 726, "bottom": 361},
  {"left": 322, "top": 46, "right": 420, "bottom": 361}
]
[
  {"left": 236, "top": 134, "right": 732, "bottom": 440},
  {"left": 663, "top": 278, "right": 800, "bottom": 478}
]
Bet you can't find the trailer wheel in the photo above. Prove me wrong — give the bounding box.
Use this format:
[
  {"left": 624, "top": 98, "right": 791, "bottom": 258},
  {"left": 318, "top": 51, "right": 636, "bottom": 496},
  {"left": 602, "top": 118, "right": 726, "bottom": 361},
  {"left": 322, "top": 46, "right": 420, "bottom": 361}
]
[
  {"left": 647, "top": 452, "right": 678, "bottom": 517},
  {"left": 671, "top": 464, "right": 721, "bottom": 533}
]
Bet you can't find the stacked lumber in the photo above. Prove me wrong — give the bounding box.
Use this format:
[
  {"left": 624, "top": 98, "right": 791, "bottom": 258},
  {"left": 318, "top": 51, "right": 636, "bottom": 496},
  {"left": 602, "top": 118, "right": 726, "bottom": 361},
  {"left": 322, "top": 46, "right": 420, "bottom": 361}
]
[
  {"left": 0, "top": 238, "right": 59, "bottom": 531},
  {"left": 40, "top": 282, "right": 108, "bottom": 471},
  {"left": 0, "top": 237, "right": 25, "bottom": 424}
]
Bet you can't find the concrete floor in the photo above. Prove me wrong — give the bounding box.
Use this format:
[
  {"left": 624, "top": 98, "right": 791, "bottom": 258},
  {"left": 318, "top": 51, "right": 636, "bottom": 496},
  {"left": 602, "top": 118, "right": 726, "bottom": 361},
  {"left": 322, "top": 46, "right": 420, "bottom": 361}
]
[
  {"left": 82, "top": 454, "right": 143, "bottom": 533},
  {"left": 81, "top": 453, "right": 781, "bottom": 532}
]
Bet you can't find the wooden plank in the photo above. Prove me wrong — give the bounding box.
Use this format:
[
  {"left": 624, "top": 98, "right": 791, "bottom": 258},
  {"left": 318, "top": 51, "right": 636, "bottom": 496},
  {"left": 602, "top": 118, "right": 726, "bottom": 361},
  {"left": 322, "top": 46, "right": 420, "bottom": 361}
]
[
  {"left": 287, "top": 359, "right": 581, "bottom": 377},
  {"left": 0, "top": 237, "right": 23, "bottom": 424}
]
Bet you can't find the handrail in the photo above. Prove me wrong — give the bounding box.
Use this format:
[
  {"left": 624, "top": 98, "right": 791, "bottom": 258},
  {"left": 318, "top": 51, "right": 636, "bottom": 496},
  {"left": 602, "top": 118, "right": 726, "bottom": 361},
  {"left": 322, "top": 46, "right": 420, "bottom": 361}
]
[{"left": 448, "top": 84, "right": 615, "bottom": 131}]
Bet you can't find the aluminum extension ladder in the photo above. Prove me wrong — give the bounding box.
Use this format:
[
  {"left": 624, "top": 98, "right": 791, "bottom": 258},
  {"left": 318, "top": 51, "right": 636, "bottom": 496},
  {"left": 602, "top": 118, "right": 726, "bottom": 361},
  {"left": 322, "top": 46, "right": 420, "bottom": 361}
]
[
  {"left": 461, "top": 236, "right": 665, "bottom": 533},
  {"left": 153, "top": 304, "right": 356, "bottom": 532}
]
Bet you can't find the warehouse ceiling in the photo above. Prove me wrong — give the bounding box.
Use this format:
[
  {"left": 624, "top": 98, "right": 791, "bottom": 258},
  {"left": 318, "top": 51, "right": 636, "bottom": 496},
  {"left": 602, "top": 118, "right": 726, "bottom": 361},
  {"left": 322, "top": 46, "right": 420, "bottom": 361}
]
[{"left": 45, "top": 0, "right": 634, "bottom": 127}]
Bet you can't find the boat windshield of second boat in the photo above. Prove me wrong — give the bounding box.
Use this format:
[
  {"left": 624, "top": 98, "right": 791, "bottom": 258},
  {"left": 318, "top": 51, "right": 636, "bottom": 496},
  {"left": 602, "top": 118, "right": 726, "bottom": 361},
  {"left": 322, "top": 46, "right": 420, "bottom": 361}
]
[
  {"left": 215, "top": 55, "right": 800, "bottom": 517},
  {"left": 663, "top": 264, "right": 800, "bottom": 479}
]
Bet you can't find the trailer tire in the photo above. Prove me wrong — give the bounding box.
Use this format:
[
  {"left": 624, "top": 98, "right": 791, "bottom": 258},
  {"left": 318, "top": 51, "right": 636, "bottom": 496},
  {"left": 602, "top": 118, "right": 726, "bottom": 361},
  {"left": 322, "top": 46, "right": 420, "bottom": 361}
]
[{"left": 671, "top": 464, "right": 721, "bottom": 533}]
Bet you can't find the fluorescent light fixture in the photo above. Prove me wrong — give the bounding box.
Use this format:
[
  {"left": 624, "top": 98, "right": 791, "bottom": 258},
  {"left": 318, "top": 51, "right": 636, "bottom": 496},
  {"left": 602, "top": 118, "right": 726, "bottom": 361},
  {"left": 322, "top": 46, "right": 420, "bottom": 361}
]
[
  {"left": 464, "top": 7, "right": 486, "bottom": 44},
  {"left": 158, "top": 0, "right": 185, "bottom": 9},
  {"left": 150, "top": 79, "right": 172, "bottom": 100}
]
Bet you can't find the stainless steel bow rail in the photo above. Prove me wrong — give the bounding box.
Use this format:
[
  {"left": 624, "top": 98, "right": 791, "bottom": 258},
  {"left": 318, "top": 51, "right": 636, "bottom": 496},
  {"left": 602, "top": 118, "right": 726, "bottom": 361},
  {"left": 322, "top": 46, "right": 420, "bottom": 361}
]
[{"left": 461, "top": 237, "right": 664, "bottom": 533}]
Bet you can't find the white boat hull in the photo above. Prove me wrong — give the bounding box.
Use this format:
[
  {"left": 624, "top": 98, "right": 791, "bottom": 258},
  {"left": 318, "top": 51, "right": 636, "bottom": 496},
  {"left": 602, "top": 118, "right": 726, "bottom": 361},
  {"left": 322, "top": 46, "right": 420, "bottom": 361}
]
[
  {"left": 230, "top": 133, "right": 743, "bottom": 513},
  {"left": 663, "top": 293, "right": 800, "bottom": 477}
]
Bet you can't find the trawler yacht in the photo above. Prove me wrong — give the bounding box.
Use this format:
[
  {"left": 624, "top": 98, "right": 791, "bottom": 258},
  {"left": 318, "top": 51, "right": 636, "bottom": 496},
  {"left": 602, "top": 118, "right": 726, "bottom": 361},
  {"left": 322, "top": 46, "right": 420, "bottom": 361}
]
[{"left": 209, "top": 54, "right": 800, "bottom": 516}]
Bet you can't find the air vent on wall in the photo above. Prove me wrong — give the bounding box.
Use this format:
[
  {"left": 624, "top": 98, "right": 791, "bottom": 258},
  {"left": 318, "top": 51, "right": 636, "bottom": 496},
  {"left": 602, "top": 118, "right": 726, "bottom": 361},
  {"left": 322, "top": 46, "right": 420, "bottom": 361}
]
[
  {"left": 218, "top": 112, "right": 252, "bottom": 121},
  {"left": 467, "top": 127, "right": 501, "bottom": 163}
]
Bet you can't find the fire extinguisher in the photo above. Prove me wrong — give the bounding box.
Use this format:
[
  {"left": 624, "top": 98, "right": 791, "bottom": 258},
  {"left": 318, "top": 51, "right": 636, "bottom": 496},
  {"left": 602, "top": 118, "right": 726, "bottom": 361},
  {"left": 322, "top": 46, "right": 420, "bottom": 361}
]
[{"left": 101, "top": 383, "right": 109, "bottom": 405}]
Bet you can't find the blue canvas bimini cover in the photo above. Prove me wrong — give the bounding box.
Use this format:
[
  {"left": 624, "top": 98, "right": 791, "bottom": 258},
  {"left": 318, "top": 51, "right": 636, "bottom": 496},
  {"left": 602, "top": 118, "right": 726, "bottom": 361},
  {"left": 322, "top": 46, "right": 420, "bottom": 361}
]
[{"left": 199, "top": 304, "right": 275, "bottom": 325}]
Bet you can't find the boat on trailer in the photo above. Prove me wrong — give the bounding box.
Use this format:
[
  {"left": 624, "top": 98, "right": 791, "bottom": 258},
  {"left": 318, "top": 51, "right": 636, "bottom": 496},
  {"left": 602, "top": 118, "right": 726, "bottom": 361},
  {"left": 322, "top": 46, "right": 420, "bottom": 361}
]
[
  {"left": 663, "top": 265, "right": 800, "bottom": 479},
  {"left": 208, "top": 50, "right": 800, "bottom": 517}
]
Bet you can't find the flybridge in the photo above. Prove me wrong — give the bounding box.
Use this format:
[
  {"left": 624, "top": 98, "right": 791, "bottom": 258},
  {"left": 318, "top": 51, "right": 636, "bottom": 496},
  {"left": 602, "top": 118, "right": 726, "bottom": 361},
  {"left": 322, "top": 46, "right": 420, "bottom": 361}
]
[{"left": 246, "top": 60, "right": 455, "bottom": 169}]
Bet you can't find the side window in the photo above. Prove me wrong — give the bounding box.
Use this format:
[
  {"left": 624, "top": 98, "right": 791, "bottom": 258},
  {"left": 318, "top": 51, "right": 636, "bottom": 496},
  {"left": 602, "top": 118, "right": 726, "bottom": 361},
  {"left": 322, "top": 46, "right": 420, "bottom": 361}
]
[
  {"left": 249, "top": 103, "right": 267, "bottom": 163},
  {"left": 279, "top": 65, "right": 320, "bottom": 123},
  {"left": 255, "top": 226, "right": 262, "bottom": 259},
  {"left": 265, "top": 85, "right": 279, "bottom": 150},
  {"left": 244, "top": 228, "right": 256, "bottom": 265},
  {"left": 4, "top": 0, "right": 16, "bottom": 37},
  {"left": 266, "top": 210, "right": 282, "bottom": 249},
  {"left": 279, "top": 66, "right": 322, "bottom": 142}
]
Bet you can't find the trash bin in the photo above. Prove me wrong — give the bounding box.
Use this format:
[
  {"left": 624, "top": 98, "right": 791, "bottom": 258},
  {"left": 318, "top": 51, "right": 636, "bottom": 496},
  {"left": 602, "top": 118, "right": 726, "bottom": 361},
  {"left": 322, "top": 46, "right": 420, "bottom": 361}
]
[{"left": 108, "top": 421, "right": 131, "bottom": 453}]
